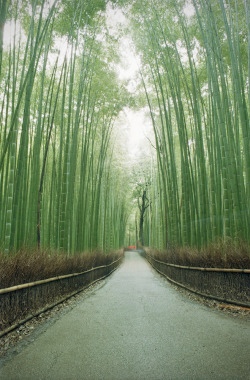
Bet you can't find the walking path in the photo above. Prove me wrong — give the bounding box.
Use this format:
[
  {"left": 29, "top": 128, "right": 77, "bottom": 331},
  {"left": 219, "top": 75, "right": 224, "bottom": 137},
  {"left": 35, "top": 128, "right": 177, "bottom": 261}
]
[{"left": 1, "top": 252, "right": 249, "bottom": 379}]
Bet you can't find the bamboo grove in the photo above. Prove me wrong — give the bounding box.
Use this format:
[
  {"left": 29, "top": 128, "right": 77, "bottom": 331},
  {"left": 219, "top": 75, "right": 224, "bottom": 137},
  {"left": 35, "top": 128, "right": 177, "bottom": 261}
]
[
  {"left": 1, "top": 0, "right": 249, "bottom": 257},
  {"left": 0, "top": 0, "right": 128, "bottom": 254},
  {"left": 131, "top": 0, "right": 250, "bottom": 249}
]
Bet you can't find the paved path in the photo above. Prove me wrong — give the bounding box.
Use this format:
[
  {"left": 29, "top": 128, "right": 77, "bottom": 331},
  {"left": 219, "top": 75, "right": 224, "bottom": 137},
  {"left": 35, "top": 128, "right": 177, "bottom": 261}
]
[{"left": 1, "top": 252, "right": 249, "bottom": 380}]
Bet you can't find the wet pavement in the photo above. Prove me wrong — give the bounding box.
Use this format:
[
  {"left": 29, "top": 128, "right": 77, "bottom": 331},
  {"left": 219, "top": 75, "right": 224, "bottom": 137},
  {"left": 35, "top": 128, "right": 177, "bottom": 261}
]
[{"left": 1, "top": 251, "right": 249, "bottom": 379}]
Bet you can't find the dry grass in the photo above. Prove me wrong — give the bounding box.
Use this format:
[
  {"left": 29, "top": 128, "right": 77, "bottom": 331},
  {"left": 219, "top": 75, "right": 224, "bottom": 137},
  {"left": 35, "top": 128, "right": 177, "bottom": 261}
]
[
  {"left": 0, "top": 248, "right": 123, "bottom": 289},
  {"left": 146, "top": 238, "right": 250, "bottom": 269}
]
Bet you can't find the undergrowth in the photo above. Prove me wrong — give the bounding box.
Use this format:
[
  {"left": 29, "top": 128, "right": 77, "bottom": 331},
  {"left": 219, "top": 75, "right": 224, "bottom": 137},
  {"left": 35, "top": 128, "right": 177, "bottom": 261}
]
[
  {"left": 146, "top": 238, "right": 250, "bottom": 269},
  {"left": 0, "top": 248, "right": 123, "bottom": 289}
]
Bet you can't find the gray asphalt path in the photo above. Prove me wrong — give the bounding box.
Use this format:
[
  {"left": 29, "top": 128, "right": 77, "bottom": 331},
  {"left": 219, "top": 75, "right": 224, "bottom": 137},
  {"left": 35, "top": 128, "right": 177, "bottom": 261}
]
[{"left": 1, "top": 251, "right": 249, "bottom": 380}]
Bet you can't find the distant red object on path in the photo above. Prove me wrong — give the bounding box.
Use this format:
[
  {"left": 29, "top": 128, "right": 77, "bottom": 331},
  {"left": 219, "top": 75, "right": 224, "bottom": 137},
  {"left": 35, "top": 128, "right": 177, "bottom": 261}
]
[{"left": 128, "top": 245, "right": 136, "bottom": 249}]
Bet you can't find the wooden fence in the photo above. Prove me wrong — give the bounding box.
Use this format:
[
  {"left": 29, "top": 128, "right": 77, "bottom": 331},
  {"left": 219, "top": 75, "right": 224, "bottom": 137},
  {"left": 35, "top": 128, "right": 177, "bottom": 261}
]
[
  {"left": 145, "top": 253, "right": 250, "bottom": 308},
  {"left": 0, "top": 257, "right": 122, "bottom": 336}
]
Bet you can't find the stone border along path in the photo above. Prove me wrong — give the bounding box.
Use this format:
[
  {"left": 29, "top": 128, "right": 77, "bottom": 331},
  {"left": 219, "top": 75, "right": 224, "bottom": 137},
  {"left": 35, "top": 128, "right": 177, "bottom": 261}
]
[{"left": 0, "top": 251, "right": 249, "bottom": 380}]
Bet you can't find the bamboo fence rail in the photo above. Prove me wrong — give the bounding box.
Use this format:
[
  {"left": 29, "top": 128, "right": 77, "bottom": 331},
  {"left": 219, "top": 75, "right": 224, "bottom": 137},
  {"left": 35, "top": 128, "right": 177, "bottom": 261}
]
[
  {"left": 0, "top": 257, "right": 122, "bottom": 336},
  {"left": 145, "top": 253, "right": 250, "bottom": 308}
]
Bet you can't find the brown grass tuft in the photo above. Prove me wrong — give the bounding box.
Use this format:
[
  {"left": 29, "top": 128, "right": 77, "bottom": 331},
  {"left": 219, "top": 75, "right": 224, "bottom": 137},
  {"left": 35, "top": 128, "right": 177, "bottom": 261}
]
[
  {"left": 146, "top": 238, "right": 250, "bottom": 269},
  {"left": 0, "top": 248, "right": 123, "bottom": 289}
]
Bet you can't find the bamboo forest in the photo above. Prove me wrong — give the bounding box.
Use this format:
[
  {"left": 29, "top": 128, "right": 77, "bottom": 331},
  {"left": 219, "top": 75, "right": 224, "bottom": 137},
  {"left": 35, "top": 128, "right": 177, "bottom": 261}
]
[{"left": 0, "top": 0, "right": 249, "bottom": 264}]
